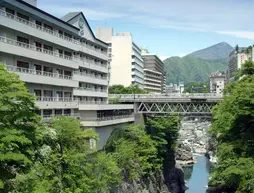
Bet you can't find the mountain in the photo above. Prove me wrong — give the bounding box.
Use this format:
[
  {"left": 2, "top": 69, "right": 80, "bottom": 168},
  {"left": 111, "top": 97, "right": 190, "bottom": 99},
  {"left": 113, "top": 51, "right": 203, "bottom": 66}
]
[
  {"left": 187, "top": 42, "right": 233, "bottom": 60},
  {"left": 163, "top": 42, "right": 233, "bottom": 84},
  {"left": 163, "top": 55, "right": 227, "bottom": 84}
]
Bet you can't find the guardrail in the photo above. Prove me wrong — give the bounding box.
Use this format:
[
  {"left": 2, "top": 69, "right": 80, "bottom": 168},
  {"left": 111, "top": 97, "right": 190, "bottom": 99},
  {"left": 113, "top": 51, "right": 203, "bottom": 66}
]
[{"left": 109, "top": 93, "right": 223, "bottom": 99}]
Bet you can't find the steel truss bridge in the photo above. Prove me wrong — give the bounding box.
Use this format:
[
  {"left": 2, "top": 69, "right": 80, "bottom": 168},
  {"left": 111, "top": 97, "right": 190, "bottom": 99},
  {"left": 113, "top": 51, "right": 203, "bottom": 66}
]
[{"left": 109, "top": 93, "right": 223, "bottom": 117}]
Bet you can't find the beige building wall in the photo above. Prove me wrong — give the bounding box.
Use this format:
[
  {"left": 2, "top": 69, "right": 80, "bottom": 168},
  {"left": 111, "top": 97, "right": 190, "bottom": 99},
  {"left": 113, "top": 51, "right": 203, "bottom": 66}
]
[
  {"left": 110, "top": 35, "right": 133, "bottom": 86},
  {"left": 96, "top": 27, "right": 113, "bottom": 43}
]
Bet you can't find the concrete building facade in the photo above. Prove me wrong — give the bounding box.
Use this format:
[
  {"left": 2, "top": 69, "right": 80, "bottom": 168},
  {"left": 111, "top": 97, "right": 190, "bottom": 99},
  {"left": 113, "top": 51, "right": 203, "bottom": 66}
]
[
  {"left": 141, "top": 54, "right": 166, "bottom": 94},
  {"left": 96, "top": 27, "right": 144, "bottom": 88},
  {"left": 209, "top": 72, "right": 226, "bottom": 94},
  {"left": 228, "top": 45, "right": 253, "bottom": 82},
  {"left": 0, "top": 0, "right": 135, "bottom": 149}
]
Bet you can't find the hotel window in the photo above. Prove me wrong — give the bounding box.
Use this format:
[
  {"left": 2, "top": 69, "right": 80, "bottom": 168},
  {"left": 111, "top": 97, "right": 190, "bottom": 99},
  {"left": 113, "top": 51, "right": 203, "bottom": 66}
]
[
  {"left": 43, "top": 109, "right": 52, "bottom": 116},
  {"left": 17, "top": 12, "right": 29, "bottom": 21},
  {"left": 6, "top": 8, "right": 14, "bottom": 18},
  {"left": 44, "top": 23, "right": 53, "bottom": 33},
  {"left": 34, "top": 90, "right": 41, "bottom": 99},
  {"left": 43, "top": 44, "right": 53, "bottom": 51},
  {"left": 55, "top": 109, "right": 63, "bottom": 116},
  {"left": 43, "top": 90, "right": 53, "bottom": 98},
  {"left": 17, "top": 36, "right": 29, "bottom": 44},
  {"left": 64, "top": 109, "right": 71, "bottom": 115},
  {"left": 17, "top": 61, "right": 29, "bottom": 69}
]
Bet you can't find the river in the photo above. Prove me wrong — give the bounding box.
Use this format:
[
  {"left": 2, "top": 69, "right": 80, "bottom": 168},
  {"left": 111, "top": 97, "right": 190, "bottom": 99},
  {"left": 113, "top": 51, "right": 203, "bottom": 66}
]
[{"left": 183, "top": 155, "right": 211, "bottom": 193}]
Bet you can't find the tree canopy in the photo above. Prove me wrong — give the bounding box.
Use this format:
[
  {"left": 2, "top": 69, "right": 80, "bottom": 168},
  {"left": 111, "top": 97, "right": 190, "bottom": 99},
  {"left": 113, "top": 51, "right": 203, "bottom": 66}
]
[
  {"left": 109, "top": 84, "right": 150, "bottom": 94},
  {"left": 0, "top": 63, "right": 40, "bottom": 191},
  {"left": 209, "top": 61, "right": 254, "bottom": 192},
  {"left": 183, "top": 82, "right": 209, "bottom": 93}
]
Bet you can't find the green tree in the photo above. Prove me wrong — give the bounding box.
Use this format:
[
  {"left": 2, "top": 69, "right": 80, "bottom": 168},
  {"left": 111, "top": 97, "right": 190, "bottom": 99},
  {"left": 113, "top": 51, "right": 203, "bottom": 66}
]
[
  {"left": 145, "top": 116, "right": 180, "bottom": 175},
  {"left": 209, "top": 61, "right": 254, "bottom": 192},
  {"left": 106, "top": 124, "right": 158, "bottom": 180},
  {"left": 15, "top": 116, "right": 121, "bottom": 193},
  {"left": 183, "top": 82, "right": 209, "bottom": 93},
  {"left": 109, "top": 84, "right": 149, "bottom": 94},
  {"left": 0, "top": 63, "right": 40, "bottom": 192}
]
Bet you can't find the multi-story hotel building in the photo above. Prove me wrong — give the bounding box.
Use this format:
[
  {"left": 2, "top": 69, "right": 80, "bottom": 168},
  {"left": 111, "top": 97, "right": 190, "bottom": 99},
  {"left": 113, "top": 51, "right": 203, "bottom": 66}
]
[
  {"left": 228, "top": 45, "right": 253, "bottom": 82},
  {"left": 0, "top": 0, "right": 134, "bottom": 149},
  {"left": 96, "top": 27, "right": 144, "bottom": 88},
  {"left": 141, "top": 54, "right": 166, "bottom": 94}
]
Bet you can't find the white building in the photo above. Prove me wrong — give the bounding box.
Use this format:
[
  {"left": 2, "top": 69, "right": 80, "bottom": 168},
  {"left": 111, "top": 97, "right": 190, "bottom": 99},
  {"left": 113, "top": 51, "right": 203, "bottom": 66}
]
[
  {"left": 209, "top": 72, "right": 226, "bottom": 94},
  {"left": 0, "top": 0, "right": 134, "bottom": 149},
  {"left": 96, "top": 27, "right": 144, "bottom": 88},
  {"left": 166, "top": 82, "right": 184, "bottom": 94}
]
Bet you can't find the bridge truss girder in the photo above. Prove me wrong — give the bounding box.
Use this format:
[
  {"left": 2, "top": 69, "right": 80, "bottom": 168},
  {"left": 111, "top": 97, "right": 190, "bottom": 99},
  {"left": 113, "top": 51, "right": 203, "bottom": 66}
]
[{"left": 137, "top": 102, "right": 216, "bottom": 115}]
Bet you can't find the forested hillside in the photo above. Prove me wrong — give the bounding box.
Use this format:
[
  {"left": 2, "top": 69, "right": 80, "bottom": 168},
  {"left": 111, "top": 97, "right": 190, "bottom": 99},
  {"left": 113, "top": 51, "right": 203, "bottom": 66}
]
[{"left": 164, "top": 55, "right": 227, "bottom": 84}]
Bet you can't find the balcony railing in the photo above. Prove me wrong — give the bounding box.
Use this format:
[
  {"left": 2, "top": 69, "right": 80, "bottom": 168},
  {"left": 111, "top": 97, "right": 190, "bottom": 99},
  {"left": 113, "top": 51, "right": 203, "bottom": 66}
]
[
  {"left": 79, "top": 100, "right": 107, "bottom": 104},
  {"left": 0, "top": 10, "right": 107, "bottom": 56},
  {"left": 35, "top": 97, "right": 107, "bottom": 104},
  {"left": 6, "top": 65, "right": 73, "bottom": 80},
  {"left": 82, "top": 114, "right": 134, "bottom": 121},
  {"left": 80, "top": 59, "right": 108, "bottom": 68},
  {"left": 36, "top": 97, "right": 76, "bottom": 102},
  {"left": 42, "top": 113, "right": 80, "bottom": 121},
  {"left": 0, "top": 36, "right": 78, "bottom": 61},
  {"left": 74, "top": 87, "right": 107, "bottom": 93},
  {"left": 73, "top": 71, "right": 107, "bottom": 80}
]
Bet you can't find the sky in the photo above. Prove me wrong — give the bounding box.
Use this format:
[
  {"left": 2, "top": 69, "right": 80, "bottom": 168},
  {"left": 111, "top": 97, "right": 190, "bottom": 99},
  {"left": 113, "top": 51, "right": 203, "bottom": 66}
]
[{"left": 38, "top": 0, "right": 254, "bottom": 60}]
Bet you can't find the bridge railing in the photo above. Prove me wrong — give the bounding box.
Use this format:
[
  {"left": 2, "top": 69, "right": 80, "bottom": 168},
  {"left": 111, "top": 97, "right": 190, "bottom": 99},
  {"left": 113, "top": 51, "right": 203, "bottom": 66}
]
[{"left": 109, "top": 93, "right": 223, "bottom": 99}]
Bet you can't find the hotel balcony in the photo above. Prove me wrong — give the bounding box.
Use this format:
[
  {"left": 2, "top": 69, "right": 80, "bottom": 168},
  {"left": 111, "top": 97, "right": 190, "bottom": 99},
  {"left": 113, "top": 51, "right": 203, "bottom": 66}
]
[
  {"left": 35, "top": 97, "right": 79, "bottom": 109},
  {"left": 0, "top": 10, "right": 108, "bottom": 60},
  {"left": 0, "top": 36, "right": 79, "bottom": 69},
  {"left": 73, "top": 87, "right": 108, "bottom": 98},
  {"left": 80, "top": 114, "right": 135, "bottom": 127},
  {"left": 6, "top": 65, "right": 79, "bottom": 88},
  {"left": 73, "top": 71, "right": 108, "bottom": 86},
  {"left": 79, "top": 59, "right": 108, "bottom": 73}
]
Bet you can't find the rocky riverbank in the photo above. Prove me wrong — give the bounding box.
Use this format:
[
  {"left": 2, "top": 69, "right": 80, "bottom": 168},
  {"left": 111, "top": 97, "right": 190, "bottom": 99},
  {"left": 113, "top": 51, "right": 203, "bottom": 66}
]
[{"left": 175, "top": 119, "right": 217, "bottom": 164}]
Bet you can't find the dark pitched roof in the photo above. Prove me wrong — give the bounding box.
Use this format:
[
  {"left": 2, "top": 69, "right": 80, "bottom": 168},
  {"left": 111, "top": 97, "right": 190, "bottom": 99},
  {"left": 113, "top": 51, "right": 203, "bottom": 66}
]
[{"left": 61, "top": 11, "right": 107, "bottom": 46}]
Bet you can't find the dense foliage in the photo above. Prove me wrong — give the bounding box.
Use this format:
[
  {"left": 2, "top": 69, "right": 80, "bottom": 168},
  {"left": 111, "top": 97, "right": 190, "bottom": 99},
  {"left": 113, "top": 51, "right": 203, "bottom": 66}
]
[
  {"left": 109, "top": 84, "right": 150, "bottom": 94},
  {"left": 0, "top": 63, "right": 40, "bottom": 192},
  {"left": 209, "top": 61, "right": 254, "bottom": 192},
  {"left": 183, "top": 82, "right": 209, "bottom": 93},
  {"left": 163, "top": 55, "right": 227, "bottom": 84},
  {"left": 0, "top": 62, "right": 180, "bottom": 192},
  {"left": 106, "top": 117, "right": 180, "bottom": 181},
  {"left": 0, "top": 63, "right": 122, "bottom": 193}
]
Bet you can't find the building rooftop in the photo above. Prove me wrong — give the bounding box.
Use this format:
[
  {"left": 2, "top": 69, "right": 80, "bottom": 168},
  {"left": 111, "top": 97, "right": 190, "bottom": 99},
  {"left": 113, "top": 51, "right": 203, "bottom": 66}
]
[{"left": 61, "top": 12, "right": 81, "bottom": 22}]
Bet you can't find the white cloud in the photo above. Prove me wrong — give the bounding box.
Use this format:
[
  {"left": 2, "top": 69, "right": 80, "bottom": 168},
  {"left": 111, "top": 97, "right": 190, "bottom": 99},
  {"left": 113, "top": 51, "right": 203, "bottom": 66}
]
[
  {"left": 38, "top": 0, "right": 254, "bottom": 39},
  {"left": 159, "top": 56, "right": 171, "bottom": 61},
  {"left": 216, "top": 31, "right": 254, "bottom": 40}
]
